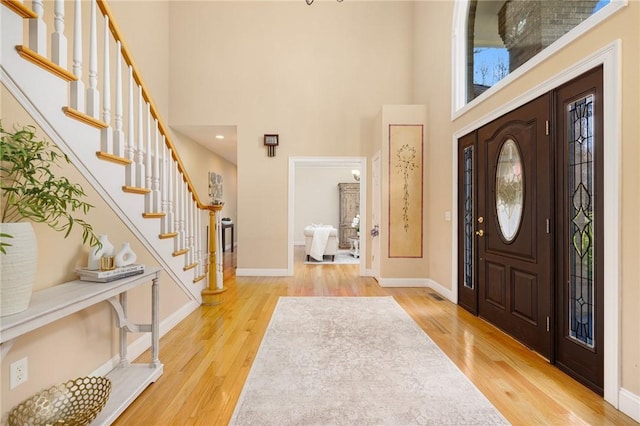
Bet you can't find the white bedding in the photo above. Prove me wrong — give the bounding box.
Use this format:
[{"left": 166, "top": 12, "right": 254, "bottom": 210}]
[{"left": 308, "top": 225, "right": 333, "bottom": 261}]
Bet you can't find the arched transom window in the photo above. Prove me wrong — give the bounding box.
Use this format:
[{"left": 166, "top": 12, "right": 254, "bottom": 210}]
[{"left": 452, "top": 0, "right": 623, "bottom": 113}]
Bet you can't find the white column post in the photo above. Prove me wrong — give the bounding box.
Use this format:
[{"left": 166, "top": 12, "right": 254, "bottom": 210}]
[
  {"left": 29, "top": 0, "right": 47, "bottom": 55},
  {"left": 113, "top": 41, "right": 124, "bottom": 158},
  {"left": 125, "top": 65, "right": 136, "bottom": 187},
  {"left": 86, "top": 0, "right": 99, "bottom": 118},
  {"left": 134, "top": 86, "right": 145, "bottom": 188},
  {"left": 69, "top": 0, "right": 84, "bottom": 110},
  {"left": 100, "top": 15, "right": 112, "bottom": 152},
  {"left": 51, "top": 0, "right": 67, "bottom": 66}
]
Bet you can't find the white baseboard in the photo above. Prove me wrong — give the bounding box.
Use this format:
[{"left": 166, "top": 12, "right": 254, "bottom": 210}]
[
  {"left": 425, "top": 279, "right": 456, "bottom": 303},
  {"left": 90, "top": 300, "right": 200, "bottom": 377},
  {"left": 377, "top": 278, "right": 430, "bottom": 287},
  {"left": 376, "top": 277, "right": 455, "bottom": 303},
  {"left": 235, "top": 268, "right": 290, "bottom": 277},
  {"left": 619, "top": 387, "right": 640, "bottom": 422}
]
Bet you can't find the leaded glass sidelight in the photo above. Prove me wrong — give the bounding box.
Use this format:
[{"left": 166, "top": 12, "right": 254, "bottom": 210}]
[
  {"left": 495, "top": 139, "right": 523, "bottom": 242},
  {"left": 463, "top": 146, "right": 474, "bottom": 289},
  {"left": 568, "top": 95, "right": 595, "bottom": 348}
]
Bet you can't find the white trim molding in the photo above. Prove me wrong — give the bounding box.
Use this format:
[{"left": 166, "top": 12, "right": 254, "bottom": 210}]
[
  {"left": 619, "top": 388, "right": 640, "bottom": 423},
  {"left": 288, "top": 157, "right": 367, "bottom": 277},
  {"left": 451, "top": 41, "right": 622, "bottom": 409},
  {"left": 377, "top": 278, "right": 430, "bottom": 288}
]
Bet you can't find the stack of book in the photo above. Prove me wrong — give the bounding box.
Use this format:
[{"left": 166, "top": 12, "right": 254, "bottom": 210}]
[{"left": 76, "top": 264, "right": 145, "bottom": 282}]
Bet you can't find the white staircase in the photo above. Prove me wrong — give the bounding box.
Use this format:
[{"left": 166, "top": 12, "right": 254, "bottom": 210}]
[{"left": 1, "top": 0, "right": 223, "bottom": 303}]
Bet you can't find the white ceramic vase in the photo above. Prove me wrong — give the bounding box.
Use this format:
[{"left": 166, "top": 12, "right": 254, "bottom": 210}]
[
  {"left": 115, "top": 242, "right": 137, "bottom": 267},
  {"left": 0, "top": 223, "right": 38, "bottom": 317},
  {"left": 87, "top": 234, "right": 115, "bottom": 270}
]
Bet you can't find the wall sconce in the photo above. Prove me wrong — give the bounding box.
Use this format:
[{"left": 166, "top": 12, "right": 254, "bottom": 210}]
[
  {"left": 264, "top": 134, "right": 279, "bottom": 157},
  {"left": 351, "top": 169, "right": 360, "bottom": 181}
]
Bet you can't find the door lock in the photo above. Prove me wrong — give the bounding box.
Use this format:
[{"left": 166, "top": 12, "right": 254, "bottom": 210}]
[
  {"left": 477, "top": 216, "right": 484, "bottom": 224},
  {"left": 475, "top": 229, "right": 484, "bottom": 236}
]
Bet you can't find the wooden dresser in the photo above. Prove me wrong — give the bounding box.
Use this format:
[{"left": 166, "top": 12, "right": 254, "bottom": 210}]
[{"left": 338, "top": 182, "right": 360, "bottom": 248}]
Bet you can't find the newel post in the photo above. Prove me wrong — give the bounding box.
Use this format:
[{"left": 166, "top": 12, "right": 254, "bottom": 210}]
[{"left": 202, "top": 205, "right": 226, "bottom": 305}]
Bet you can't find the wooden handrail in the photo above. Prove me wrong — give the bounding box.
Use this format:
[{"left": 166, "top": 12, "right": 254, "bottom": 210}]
[
  {"left": 1, "top": 0, "right": 38, "bottom": 18},
  {"left": 96, "top": 0, "right": 212, "bottom": 211}
]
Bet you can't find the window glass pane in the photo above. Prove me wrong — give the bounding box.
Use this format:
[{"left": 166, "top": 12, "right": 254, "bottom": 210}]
[
  {"left": 463, "top": 146, "right": 474, "bottom": 289},
  {"left": 495, "top": 139, "right": 523, "bottom": 242},
  {"left": 568, "top": 95, "right": 595, "bottom": 348},
  {"left": 468, "top": 0, "right": 611, "bottom": 103}
]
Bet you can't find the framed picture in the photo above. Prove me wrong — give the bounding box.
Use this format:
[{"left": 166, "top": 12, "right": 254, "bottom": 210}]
[{"left": 388, "top": 124, "right": 423, "bottom": 258}]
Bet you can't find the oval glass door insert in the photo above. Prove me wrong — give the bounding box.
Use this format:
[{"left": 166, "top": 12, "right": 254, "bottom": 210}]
[{"left": 495, "top": 139, "right": 524, "bottom": 242}]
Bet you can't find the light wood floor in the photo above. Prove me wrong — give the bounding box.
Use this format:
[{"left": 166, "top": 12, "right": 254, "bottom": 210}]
[{"left": 113, "top": 247, "right": 637, "bottom": 425}]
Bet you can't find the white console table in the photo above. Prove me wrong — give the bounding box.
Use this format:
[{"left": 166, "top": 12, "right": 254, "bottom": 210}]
[{"left": 0, "top": 266, "right": 163, "bottom": 425}]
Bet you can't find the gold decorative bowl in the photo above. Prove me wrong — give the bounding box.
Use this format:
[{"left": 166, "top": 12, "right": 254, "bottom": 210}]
[{"left": 8, "top": 376, "right": 111, "bottom": 426}]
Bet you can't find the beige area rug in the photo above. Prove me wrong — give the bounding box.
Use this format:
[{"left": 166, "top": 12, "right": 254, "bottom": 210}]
[{"left": 229, "top": 297, "right": 510, "bottom": 425}]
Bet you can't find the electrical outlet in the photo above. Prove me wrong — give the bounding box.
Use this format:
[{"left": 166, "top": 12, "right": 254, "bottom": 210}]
[{"left": 10, "top": 357, "right": 28, "bottom": 389}]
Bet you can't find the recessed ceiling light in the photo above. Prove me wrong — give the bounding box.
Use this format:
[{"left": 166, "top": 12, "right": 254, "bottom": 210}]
[{"left": 215, "top": 135, "right": 224, "bottom": 140}]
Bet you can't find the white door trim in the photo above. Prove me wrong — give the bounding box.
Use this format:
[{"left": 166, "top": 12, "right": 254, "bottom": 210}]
[{"left": 288, "top": 157, "right": 367, "bottom": 277}]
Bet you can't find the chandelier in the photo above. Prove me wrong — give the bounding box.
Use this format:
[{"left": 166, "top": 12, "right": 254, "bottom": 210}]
[{"left": 306, "top": 0, "right": 343, "bottom": 4}]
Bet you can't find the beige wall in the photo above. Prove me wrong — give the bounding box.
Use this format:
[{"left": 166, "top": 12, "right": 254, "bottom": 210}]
[
  {"left": 1, "top": 87, "right": 190, "bottom": 415},
  {"left": 170, "top": 130, "right": 238, "bottom": 237},
  {"left": 168, "top": 1, "right": 415, "bottom": 270},
  {"left": 378, "top": 105, "right": 428, "bottom": 279},
  {"left": 108, "top": 1, "right": 170, "bottom": 120}
]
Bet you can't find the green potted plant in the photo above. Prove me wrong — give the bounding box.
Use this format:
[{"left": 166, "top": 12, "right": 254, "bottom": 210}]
[{"left": 1, "top": 122, "right": 100, "bottom": 316}]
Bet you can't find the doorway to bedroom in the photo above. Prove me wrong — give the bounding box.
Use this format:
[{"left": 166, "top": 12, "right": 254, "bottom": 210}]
[{"left": 288, "top": 157, "right": 367, "bottom": 276}]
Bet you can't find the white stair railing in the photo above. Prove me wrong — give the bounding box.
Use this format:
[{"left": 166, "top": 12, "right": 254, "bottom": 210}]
[{"left": 1, "top": 0, "right": 225, "bottom": 302}]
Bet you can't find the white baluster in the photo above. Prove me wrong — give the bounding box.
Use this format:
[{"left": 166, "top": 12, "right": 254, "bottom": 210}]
[
  {"left": 174, "top": 174, "right": 184, "bottom": 253},
  {"left": 144, "top": 113, "right": 154, "bottom": 212},
  {"left": 125, "top": 65, "right": 136, "bottom": 187},
  {"left": 29, "top": 0, "right": 47, "bottom": 55},
  {"left": 160, "top": 144, "right": 170, "bottom": 234},
  {"left": 151, "top": 131, "right": 162, "bottom": 212},
  {"left": 181, "top": 182, "right": 188, "bottom": 255},
  {"left": 51, "top": 0, "right": 67, "bottom": 66},
  {"left": 100, "top": 15, "right": 112, "bottom": 152},
  {"left": 186, "top": 197, "right": 193, "bottom": 266},
  {"left": 86, "top": 0, "right": 99, "bottom": 118},
  {"left": 135, "top": 86, "right": 145, "bottom": 188},
  {"left": 165, "top": 150, "right": 176, "bottom": 235},
  {"left": 113, "top": 42, "right": 124, "bottom": 157},
  {"left": 69, "top": 0, "right": 84, "bottom": 110},
  {"left": 145, "top": 104, "right": 153, "bottom": 194},
  {"left": 195, "top": 207, "right": 202, "bottom": 278},
  {"left": 189, "top": 199, "right": 196, "bottom": 266},
  {"left": 180, "top": 180, "right": 187, "bottom": 253},
  {"left": 173, "top": 171, "right": 180, "bottom": 251}
]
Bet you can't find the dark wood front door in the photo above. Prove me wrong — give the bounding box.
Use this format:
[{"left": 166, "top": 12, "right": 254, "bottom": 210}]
[
  {"left": 476, "top": 94, "right": 553, "bottom": 358},
  {"left": 457, "top": 67, "right": 604, "bottom": 393}
]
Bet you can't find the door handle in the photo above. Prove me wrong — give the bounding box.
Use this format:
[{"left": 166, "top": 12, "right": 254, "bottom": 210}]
[{"left": 475, "top": 229, "right": 484, "bottom": 236}]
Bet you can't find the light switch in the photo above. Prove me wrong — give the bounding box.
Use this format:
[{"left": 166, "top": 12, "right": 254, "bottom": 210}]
[{"left": 445, "top": 211, "right": 451, "bottom": 221}]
